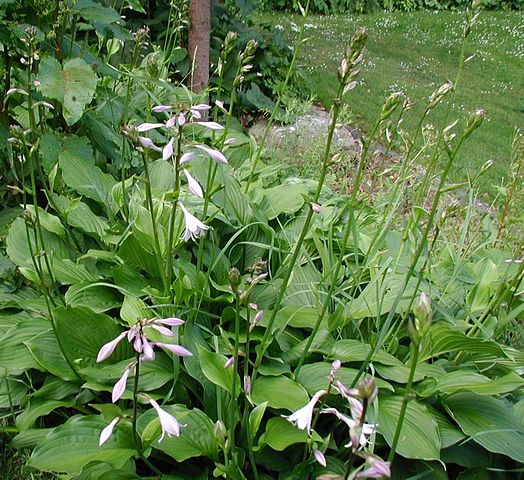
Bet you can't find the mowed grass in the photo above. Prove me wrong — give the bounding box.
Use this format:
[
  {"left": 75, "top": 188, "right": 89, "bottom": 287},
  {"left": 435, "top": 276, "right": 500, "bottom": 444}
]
[{"left": 261, "top": 11, "right": 524, "bottom": 198}]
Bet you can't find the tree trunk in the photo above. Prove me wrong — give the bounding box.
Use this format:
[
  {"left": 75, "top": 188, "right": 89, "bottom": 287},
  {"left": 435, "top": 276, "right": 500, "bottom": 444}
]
[{"left": 188, "top": 0, "right": 211, "bottom": 93}]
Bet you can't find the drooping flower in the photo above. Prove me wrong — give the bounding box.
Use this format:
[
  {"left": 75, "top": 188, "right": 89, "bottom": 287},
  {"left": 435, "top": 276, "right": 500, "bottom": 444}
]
[
  {"left": 99, "top": 417, "right": 120, "bottom": 446},
  {"left": 321, "top": 407, "right": 376, "bottom": 449},
  {"left": 149, "top": 398, "right": 182, "bottom": 441},
  {"left": 195, "top": 144, "right": 228, "bottom": 164},
  {"left": 97, "top": 332, "right": 127, "bottom": 363},
  {"left": 355, "top": 457, "right": 391, "bottom": 479},
  {"left": 283, "top": 390, "right": 327, "bottom": 435},
  {"left": 139, "top": 136, "right": 162, "bottom": 152},
  {"left": 179, "top": 202, "right": 210, "bottom": 242},
  {"left": 183, "top": 169, "right": 204, "bottom": 198},
  {"left": 112, "top": 365, "right": 132, "bottom": 403},
  {"left": 314, "top": 449, "right": 327, "bottom": 467},
  {"left": 162, "top": 137, "right": 175, "bottom": 160}
]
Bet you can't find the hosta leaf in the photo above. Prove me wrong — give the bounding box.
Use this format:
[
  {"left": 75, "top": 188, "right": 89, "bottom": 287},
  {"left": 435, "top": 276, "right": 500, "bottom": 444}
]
[
  {"left": 54, "top": 306, "right": 132, "bottom": 367},
  {"left": 419, "top": 323, "right": 506, "bottom": 361},
  {"left": 11, "top": 428, "right": 54, "bottom": 449},
  {"left": 138, "top": 405, "right": 218, "bottom": 462},
  {"left": 213, "top": 172, "right": 252, "bottom": 226},
  {"left": 16, "top": 399, "right": 74, "bottom": 431},
  {"left": 197, "top": 346, "right": 238, "bottom": 395},
  {"left": 29, "top": 416, "right": 135, "bottom": 473},
  {"left": 0, "top": 315, "right": 50, "bottom": 374},
  {"left": 59, "top": 136, "right": 116, "bottom": 206},
  {"left": 444, "top": 393, "right": 524, "bottom": 463},
  {"left": 252, "top": 375, "right": 309, "bottom": 411},
  {"left": 375, "top": 362, "right": 446, "bottom": 383},
  {"left": 65, "top": 282, "right": 121, "bottom": 313},
  {"left": 39, "top": 57, "right": 98, "bottom": 125},
  {"left": 330, "top": 339, "right": 401, "bottom": 366},
  {"left": 0, "top": 376, "right": 28, "bottom": 408},
  {"left": 258, "top": 417, "right": 321, "bottom": 451},
  {"left": 25, "top": 329, "right": 78, "bottom": 381},
  {"left": 261, "top": 181, "right": 308, "bottom": 220},
  {"left": 378, "top": 396, "right": 441, "bottom": 460}
]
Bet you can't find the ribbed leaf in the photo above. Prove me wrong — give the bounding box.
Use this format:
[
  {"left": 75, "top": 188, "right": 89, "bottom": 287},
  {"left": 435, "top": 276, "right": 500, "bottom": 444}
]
[
  {"left": 252, "top": 375, "right": 309, "bottom": 411},
  {"left": 444, "top": 393, "right": 524, "bottom": 463}
]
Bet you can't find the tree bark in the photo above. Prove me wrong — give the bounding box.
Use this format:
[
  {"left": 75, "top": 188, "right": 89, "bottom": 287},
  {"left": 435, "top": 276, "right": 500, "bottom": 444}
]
[{"left": 188, "top": 0, "right": 211, "bottom": 93}]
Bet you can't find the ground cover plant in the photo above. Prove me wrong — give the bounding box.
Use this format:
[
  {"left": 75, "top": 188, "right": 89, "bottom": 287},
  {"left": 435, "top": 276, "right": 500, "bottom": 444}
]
[
  {"left": 1, "top": 0, "right": 524, "bottom": 479},
  {"left": 262, "top": 10, "right": 524, "bottom": 197}
]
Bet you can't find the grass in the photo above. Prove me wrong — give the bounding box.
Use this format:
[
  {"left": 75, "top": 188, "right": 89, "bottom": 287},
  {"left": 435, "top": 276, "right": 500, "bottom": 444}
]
[{"left": 260, "top": 10, "right": 524, "bottom": 197}]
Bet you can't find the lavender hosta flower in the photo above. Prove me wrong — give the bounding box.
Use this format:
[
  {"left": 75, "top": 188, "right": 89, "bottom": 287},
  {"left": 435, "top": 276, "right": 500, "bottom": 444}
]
[
  {"left": 97, "top": 332, "right": 127, "bottom": 363},
  {"left": 153, "top": 343, "right": 193, "bottom": 357},
  {"left": 180, "top": 151, "right": 196, "bottom": 164},
  {"left": 321, "top": 407, "right": 376, "bottom": 449},
  {"left": 139, "top": 136, "right": 162, "bottom": 153},
  {"left": 163, "top": 137, "right": 175, "bottom": 160},
  {"left": 136, "top": 122, "right": 165, "bottom": 132},
  {"left": 178, "top": 112, "right": 186, "bottom": 126},
  {"left": 183, "top": 169, "right": 204, "bottom": 198},
  {"left": 355, "top": 458, "right": 391, "bottom": 479},
  {"left": 283, "top": 390, "right": 327, "bottom": 435},
  {"left": 314, "top": 449, "right": 327, "bottom": 467},
  {"left": 224, "top": 356, "right": 235, "bottom": 368},
  {"left": 99, "top": 417, "right": 120, "bottom": 446},
  {"left": 194, "top": 121, "right": 224, "bottom": 130},
  {"left": 151, "top": 105, "right": 173, "bottom": 113},
  {"left": 190, "top": 104, "right": 211, "bottom": 118},
  {"left": 149, "top": 398, "right": 182, "bottom": 441},
  {"left": 112, "top": 365, "right": 132, "bottom": 403},
  {"left": 179, "top": 202, "right": 210, "bottom": 242},
  {"left": 195, "top": 145, "right": 228, "bottom": 164}
]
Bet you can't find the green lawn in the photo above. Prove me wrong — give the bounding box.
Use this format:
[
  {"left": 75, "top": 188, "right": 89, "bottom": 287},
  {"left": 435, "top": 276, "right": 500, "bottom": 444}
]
[{"left": 261, "top": 11, "right": 524, "bottom": 197}]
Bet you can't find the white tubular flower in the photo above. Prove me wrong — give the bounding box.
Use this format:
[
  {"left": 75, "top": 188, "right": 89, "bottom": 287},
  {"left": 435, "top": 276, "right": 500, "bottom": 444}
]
[
  {"left": 99, "top": 417, "right": 120, "bottom": 446},
  {"left": 194, "top": 121, "right": 224, "bottom": 130},
  {"left": 179, "top": 202, "right": 210, "bottom": 242},
  {"left": 149, "top": 398, "right": 182, "bottom": 441},
  {"left": 195, "top": 145, "right": 228, "bottom": 164},
  {"left": 355, "top": 458, "right": 391, "bottom": 479},
  {"left": 154, "top": 317, "right": 185, "bottom": 327},
  {"left": 321, "top": 407, "right": 376, "bottom": 449},
  {"left": 178, "top": 113, "right": 186, "bottom": 125},
  {"left": 152, "top": 105, "right": 173, "bottom": 113},
  {"left": 112, "top": 365, "right": 132, "bottom": 403},
  {"left": 314, "top": 449, "right": 327, "bottom": 467},
  {"left": 180, "top": 152, "right": 196, "bottom": 164},
  {"left": 283, "top": 390, "right": 327, "bottom": 435},
  {"left": 183, "top": 169, "right": 204, "bottom": 198},
  {"left": 136, "top": 122, "right": 164, "bottom": 132},
  {"left": 162, "top": 137, "right": 175, "bottom": 161},
  {"left": 97, "top": 332, "right": 127, "bottom": 363},
  {"left": 153, "top": 343, "right": 193, "bottom": 357}
]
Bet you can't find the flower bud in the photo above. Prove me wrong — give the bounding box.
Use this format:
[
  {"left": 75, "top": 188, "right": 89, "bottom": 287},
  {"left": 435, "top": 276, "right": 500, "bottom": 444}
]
[
  {"left": 381, "top": 92, "right": 403, "bottom": 121},
  {"left": 228, "top": 267, "right": 241, "bottom": 290},
  {"left": 412, "top": 292, "right": 432, "bottom": 338},
  {"left": 213, "top": 420, "right": 226, "bottom": 446},
  {"left": 357, "top": 377, "right": 377, "bottom": 403},
  {"left": 464, "top": 109, "right": 485, "bottom": 137}
]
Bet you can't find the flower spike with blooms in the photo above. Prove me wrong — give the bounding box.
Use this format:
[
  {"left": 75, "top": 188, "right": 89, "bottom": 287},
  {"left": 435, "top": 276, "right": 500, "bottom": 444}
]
[
  {"left": 321, "top": 408, "right": 376, "bottom": 449},
  {"left": 179, "top": 201, "right": 210, "bottom": 242},
  {"left": 283, "top": 390, "right": 327, "bottom": 435}
]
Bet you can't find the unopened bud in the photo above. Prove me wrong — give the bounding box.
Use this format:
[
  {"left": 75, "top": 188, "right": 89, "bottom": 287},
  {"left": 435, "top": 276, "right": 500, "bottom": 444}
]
[
  {"left": 413, "top": 292, "right": 432, "bottom": 337},
  {"left": 312, "top": 203, "right": 321, "bottom": 214},
  {"left": 214, "top": 420, "right": 226, "bottom": 445},
  {"left": 427, "top": 81, "right": 453, "bottom": 110},
  {"left": 358, "top": 377, "right": 377, "bottom": 403},
  {"left": 464, "top": 109, "right": 485, "bottom": 137},
  {"left": 381, "top": 92, "right": 403, "bottom": 121},
  {"left": 228, "top": 267, "right": 241, "bottom": 290},
  {"left": 224, "top": 357, "right": 234, "bottom": 369}
]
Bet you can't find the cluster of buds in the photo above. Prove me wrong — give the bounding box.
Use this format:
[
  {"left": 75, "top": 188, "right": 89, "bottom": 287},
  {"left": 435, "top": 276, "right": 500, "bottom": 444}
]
[
  {"left": 463, "top": 108, "right": 485, "bottom": 138},
  {"left": 464, "top": 0, "right": 482, "bottom": 38},
  {"left": 133, "top": 25, "right": 150, "bottom": 49},
  {"left": 338, "top": 27, "right": 367, "bottom": 97},
  {"left": 427, "top": 81, "right": 454, "bottom": 112},
  {"left": 380, "top": 92, "right": 404, "bottom": 122},
  {"left": 216, "top": 31, "right": 238, "bottom": 77},
  {"left": 234, "top": 39, "right": 258, "bottom": 87}
]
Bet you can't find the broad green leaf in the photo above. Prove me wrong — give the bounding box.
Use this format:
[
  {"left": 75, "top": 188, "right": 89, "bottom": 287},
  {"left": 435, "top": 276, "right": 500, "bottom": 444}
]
[
  {"left": 138, "top": 405, "right": 218, "bottom": 462},
  {"left": 429, "top": 407, "right": 467, "bottom": 449},
  {"left": 65, "top": 282, "right": 121, "bottom": 313},
  {"left": 67, "top": 201, "right": 110, "bottom": 239},
  {"left": 331, "top": 339, "right": 401, "bottom": 366},
  {"left": 213, "top": 173, "right": 252, "bottom": 226},
  {"left": 54, "top": 306, "right": 132, "bottom": 367},
  {"left": 375, "top": 362, "right": 446, "bottom": 383},
  {"left": 261, "top": 181, "right": 308, "bottom": 220},
  {"left": 39, "top": 57, "right": 98, "bottom": 125},
  {"left": 252, "top": 375, "right": 309, "bottom": 412},
  {"left": 0, "top": 315, "right": 50, "bottom": 374},
  {"left": 25, "top": 329, "right": 78, "bottom": 381},
  {"left": 444, "top": 393, "right": 524, "bottom": 463},
  {"left": 258, "top": 417, "right": 320, "bottom": 451},
  {"left": 29, "top": 416, "right": 135, "bottom": 473},
  {"left": 249, "top": 402, "right": 268, "bottom": 438},
  {"left": 59, "top": 136, "right": 116, "bottom": 206},
  {"left": 296, "top": 362, "right": 393, "bottom": 394},
  {"left": 73, "top": 0, "right": 122, "bottom": 24},
  {"left": 0, "top": 376, "right": 28, "bottom": 408},
  {"left": 419, "top": 323, "right": 506, "bottom": 361},
  {"left": 24, "top": 205, "right": 65, "bottom": 237},
  {"left": 149, "top": 159, "right": 175, "bottom": 193},
  {"left": 418, "top": 370, "right": 524, "bottom": 397},
  {"left": 53, "top": 259, "right": 100, "bottom": 285},
  {"left": 197, "top": 346, "right": 238, "bottom": 395},
  {"left": 16, "top": 399, "right": 74, "bottom": 431},
  {"left": 11, "top": 429, "right": 54, "bottom": 449},
  {"left": 378, "top": 396, "right": 441, "bottom": 460}
]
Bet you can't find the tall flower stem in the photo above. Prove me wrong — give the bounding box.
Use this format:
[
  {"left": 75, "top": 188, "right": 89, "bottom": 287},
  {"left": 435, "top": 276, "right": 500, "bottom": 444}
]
[
  {"left": 387, "top": 344, "right": 420, "bottom": 463},
  {"left": 253, "top": 29, "right": 367, "bottom": 377},
  {"left": 229, "top": 296, "right": 241, "bottom": 450},
  {"left": 132, "top": 355, "right": 141, "bottom": 451},
  {"left": 141, "top": 151, "right": 168, "bottom": 294}
]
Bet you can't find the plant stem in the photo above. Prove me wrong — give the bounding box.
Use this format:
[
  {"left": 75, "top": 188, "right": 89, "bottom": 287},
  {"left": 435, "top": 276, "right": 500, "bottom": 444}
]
[{"left": 388, "top": 344, "right": 420, "bottom": 463}]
